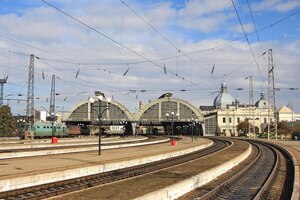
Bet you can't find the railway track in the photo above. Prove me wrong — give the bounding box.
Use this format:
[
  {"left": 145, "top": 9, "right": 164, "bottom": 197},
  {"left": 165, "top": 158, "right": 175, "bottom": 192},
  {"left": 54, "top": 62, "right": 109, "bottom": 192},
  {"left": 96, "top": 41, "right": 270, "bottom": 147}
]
[
  {"left": 179, "top": 139, "right": 294, "bottom": 200},
  {"left": 0, "top": 139, "right": 230, "bottom": 200}
]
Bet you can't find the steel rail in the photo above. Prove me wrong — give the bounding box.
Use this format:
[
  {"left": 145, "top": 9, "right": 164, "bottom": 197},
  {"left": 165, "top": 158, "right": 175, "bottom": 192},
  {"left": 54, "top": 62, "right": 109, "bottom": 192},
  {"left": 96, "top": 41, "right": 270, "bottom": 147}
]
[
  {"left": 192, "top": 139, "right": 293, "bottom": 200},
  {"left": 199, "top": 142, "right": 261, "bottom": 200},
  {"left": 253, "top": 142, "right": 279, "bottom": 200}
]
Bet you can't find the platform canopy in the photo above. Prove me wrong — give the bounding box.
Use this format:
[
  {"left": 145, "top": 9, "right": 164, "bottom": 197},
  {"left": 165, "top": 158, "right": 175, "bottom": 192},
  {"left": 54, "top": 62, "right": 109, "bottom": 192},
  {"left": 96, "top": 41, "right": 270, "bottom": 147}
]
[
  {"left": 64, "top": 98, "right": 134, "bottom": 124},
  {"left": 64, "top": 94, "right": 204, "bottom": 126},
  {"left": 134, "top": 95, "right": 204, "bottom": 125}
]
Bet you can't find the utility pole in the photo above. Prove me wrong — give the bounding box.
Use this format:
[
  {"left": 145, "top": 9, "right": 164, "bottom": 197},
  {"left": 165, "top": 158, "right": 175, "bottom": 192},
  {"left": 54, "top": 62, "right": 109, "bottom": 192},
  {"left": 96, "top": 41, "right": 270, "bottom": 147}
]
[
  {"left": 248, "top": 76, "right": 255, "bottom": 137},
  {"left": 26, "top": 54, "right": 35, "bottom": 123},
  {"left": 267, "top": 49, "right": 278, "bottom": 140},
  {"left": 0, "top": 76, "right": 8, "bottom": 106},
  {"left": 50, "top": 75, "right": 55, "bottom": 139}
]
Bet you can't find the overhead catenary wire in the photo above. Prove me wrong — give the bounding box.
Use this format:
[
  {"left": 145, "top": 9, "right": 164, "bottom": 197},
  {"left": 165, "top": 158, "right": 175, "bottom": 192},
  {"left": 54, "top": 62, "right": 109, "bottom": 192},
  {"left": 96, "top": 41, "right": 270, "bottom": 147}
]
[
  {"left": 2, "top": 44, "right": 271, "bottom": 98},
  {"left": 231, "top": 0, "right": 266, "bottom": 88},
  {"left": 246, "top": 0, "right": 264, "bottom": 55},
  {"left": 41, "top": 0, "right": 202, "bottom": 89},
  {"left": 120, "top": 0, "right": 210, "bottom": 73},
  {"left": 246, "top": 0, "right": 268, "bottom": 76},
  {"left": 0, "top": 8, "right": 299, "bottom": 69}
]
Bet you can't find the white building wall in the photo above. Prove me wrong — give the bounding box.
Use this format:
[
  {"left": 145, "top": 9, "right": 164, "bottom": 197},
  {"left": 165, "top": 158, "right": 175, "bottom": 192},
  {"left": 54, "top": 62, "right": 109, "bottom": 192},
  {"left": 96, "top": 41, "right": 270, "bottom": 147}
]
[
  {"left": 40, "top": 111, "right": 47, "bottom": 122},
  {"left": 216, "top": 106, "right": 273, "bottom": 136}
]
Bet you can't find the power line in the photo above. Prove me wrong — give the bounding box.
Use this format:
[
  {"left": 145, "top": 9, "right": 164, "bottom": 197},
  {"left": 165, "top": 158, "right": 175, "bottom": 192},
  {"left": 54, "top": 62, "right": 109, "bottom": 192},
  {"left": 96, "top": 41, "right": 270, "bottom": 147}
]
[
  {"left": 1, "top": 7, "right": 298, "bottom": 70},
  {"left": 41, "top": 0, "right": 201, "bottom": 89},
  {"left": 231, "top": 0, "right": 266, "bottom": 88},
  {"left": 246, "top": 0, "right": 268, "bottom": 70},
  {"left": 120, "top": 0, "right": 210, "bottom": 74},
  {"left": 246, "top": 0, "right": 264, "bottom": 54},
  {"left": 0, "top": 33, "right": 80, "bottom": 63}
]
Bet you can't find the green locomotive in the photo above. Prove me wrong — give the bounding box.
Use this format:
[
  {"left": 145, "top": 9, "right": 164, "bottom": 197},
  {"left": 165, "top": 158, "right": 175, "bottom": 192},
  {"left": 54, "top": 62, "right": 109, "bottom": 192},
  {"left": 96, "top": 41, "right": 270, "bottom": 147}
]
[{"left": 20, "top": 122, "right": 68, "bottom": 138}]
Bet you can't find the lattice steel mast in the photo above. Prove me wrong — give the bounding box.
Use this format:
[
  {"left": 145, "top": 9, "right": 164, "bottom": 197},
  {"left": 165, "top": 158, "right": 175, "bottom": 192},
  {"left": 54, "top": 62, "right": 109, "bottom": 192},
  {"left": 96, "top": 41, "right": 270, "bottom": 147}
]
[
  {"left": 0, "top": 76, "right": 8, "bottom": 106},
  {"left": 50, "top": 75, "right": 55, "bottom": 117},
  {"left": 26, "top": 54, "right": 35, "bottom": 123},
  {"left": 248, "top": 76, "right": 255, "bottom": 137},
  {"left": 267, "top": 49, "right": 277, "bottom": 140}
]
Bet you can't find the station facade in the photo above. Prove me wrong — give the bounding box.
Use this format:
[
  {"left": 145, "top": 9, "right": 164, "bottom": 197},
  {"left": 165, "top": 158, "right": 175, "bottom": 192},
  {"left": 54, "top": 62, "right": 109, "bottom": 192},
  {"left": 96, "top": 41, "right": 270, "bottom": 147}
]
[{"left": 201, "top": 82, "right": 274, "bottom": 136}]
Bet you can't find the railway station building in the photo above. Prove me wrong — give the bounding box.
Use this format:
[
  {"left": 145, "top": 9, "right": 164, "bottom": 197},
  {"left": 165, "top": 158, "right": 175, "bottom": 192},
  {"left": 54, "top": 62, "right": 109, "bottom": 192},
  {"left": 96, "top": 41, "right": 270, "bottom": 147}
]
[
  {"left": 63, "top": 93, "right": 207, "bottom": 136},
  {"left": 201, "top": 81, "right": 274, "bottom": 136}
]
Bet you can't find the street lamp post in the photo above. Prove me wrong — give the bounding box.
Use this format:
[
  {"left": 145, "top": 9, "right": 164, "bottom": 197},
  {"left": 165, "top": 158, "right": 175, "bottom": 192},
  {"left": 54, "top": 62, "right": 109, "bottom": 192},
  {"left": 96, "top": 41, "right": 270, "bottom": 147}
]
[
  {"left": 120, "top": 121, "right": 127, "bottom": 139},
  {"left": 195, "top": 119, "right": 199, "bottom": 140},
  {"left": 89, "top": 93, "right": 111, "bottom": 155},
  {"left": 189, "top": 118, "right": 195, "bottom": 142},
  {"left": 166, "top": 112, "right": 179, "bottom": 138}
]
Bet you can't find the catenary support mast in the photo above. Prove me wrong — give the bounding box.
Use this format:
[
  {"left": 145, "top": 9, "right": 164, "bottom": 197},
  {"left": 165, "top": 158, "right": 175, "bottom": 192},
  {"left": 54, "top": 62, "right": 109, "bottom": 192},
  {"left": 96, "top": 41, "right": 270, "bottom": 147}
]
[
  {"left": 26, "top": 54, "right": 35, "bottom": 123},
  {"left": 267, "top": 49, "right": 277, "bottom": 140}
]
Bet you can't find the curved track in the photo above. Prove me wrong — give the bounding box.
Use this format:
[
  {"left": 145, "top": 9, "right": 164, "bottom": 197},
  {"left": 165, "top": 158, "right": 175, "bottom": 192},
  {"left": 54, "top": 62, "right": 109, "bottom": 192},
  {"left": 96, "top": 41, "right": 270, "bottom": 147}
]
[
  {"left": 0, "top": 139, "right": 230, "bottom": 200},
  {"left": 180, "top": 139, "right": 294, "bottom": 200}
]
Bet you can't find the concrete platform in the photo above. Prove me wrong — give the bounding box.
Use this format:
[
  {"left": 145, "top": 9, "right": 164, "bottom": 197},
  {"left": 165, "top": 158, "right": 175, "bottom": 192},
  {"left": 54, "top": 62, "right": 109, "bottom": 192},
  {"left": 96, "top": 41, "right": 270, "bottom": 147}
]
[
  {"left": 0, "top": 137, "right": 167, "bottom": 159},
  {"left": 0, "top": 136, "right": 147, "bottom": 150},
  {"left": 0, "top": 137, "right": 213, "bottom": 192},
  {"left": 0, "top": 136, "right": 119, "bottom": 145}
]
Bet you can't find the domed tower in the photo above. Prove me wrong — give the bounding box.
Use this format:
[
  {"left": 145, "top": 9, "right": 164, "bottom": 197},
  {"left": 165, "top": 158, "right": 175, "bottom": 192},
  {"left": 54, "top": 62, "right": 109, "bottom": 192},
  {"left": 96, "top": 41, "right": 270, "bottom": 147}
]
[
  {"left": 255, "top": 91, "right": 268, "bottom": 109},
  {"left": 213, "top": 81, "right": 235, "bottom": 109}
]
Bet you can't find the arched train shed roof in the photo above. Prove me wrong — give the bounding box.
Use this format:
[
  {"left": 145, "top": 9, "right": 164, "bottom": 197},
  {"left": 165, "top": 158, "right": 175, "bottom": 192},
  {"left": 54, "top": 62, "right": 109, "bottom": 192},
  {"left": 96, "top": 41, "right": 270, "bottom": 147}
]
[
  {"left": 64, "top": 96, "right": 204, "bottom": 124},
  {"left": 134, "top": 97, "right": 204, "bottom": 123},
  {"left": 64, "top": 98, "right": 134, "bottom": 123}
]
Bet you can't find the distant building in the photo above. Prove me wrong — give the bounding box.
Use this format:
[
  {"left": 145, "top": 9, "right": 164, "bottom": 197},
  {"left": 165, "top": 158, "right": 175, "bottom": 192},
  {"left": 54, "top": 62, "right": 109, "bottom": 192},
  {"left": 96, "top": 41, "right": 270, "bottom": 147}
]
[
  {"left": 35, "top": 110, "right": 47, "bottom": 122},
  {"left": 201, "top": 81, "right": 274, "bottom": 136},
  {"left": 277, "top": 106, "right": 295, "bottom": 122}
]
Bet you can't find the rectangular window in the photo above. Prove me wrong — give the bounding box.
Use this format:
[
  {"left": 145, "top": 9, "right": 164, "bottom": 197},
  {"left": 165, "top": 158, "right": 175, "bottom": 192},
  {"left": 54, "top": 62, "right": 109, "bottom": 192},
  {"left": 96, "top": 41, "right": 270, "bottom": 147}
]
[
  {"left": 264, "top": 118, "right": 267, "bottom": 123},
  {"left": 237, "top": 118, "right": 240, "bottom": 123},
  {"left": 229, "top": 118, "right": 232, "bottom": 123},
  {"left": 223, "top": 117, "right": 226, "bottom": 123}
]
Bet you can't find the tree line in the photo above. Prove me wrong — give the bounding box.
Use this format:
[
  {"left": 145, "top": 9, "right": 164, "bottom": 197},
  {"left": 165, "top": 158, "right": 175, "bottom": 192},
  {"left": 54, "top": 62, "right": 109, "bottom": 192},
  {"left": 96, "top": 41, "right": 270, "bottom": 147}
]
[{"left": 0, "top": 105, "right": 16, "bottom": 137}]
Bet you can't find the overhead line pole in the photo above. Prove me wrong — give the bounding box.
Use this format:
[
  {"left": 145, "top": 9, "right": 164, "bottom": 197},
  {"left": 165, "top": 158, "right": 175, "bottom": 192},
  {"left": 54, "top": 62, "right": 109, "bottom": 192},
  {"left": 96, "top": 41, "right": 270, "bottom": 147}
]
[
  {"left": 26, "top": 54, "right": 35, "bottom": 124},
  {"left": 267, "top": 49, "right": 277, "bottom": 140},
  {"left": 0, "top": 76, "right": 8, "bottom": 106}
]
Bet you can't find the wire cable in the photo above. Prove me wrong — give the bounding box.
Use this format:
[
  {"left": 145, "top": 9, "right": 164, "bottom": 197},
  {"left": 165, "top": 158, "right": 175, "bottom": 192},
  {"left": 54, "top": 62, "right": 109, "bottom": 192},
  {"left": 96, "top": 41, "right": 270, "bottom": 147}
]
[
  {"left": 231, "top": 0, "right": 266, "bottom": 87},
  {"left": 41, "top": 0, "right": 200, "bottom": 89},
  {"left": 120, "top": 0, "right": 210, "bottom": 73}
]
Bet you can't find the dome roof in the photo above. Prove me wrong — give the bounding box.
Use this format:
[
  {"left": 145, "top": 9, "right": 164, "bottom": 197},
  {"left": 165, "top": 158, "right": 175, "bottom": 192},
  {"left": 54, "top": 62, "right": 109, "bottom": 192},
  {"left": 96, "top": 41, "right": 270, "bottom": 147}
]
[
  {"left": 213, "top": 81, "right": 235, "bottom": 108},
  {"left": 255, "top": 91, "right": 268, "bottom": 109}
]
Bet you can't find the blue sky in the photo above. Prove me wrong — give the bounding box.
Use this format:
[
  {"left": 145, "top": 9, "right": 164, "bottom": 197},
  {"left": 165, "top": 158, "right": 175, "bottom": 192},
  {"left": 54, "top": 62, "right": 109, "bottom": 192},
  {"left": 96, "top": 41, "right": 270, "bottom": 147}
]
[{"left": 0, "top": 0, "right": 300, "bottom": 115}]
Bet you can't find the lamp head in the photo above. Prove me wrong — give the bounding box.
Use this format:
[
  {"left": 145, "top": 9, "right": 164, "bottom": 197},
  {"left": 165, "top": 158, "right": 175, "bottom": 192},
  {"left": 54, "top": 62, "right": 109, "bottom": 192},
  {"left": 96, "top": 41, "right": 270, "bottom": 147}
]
[
  {"left": 89, "top": 97, "right": 95, "bottom": 103},
  {"left": 166, "top": 113, "right": 169, "bottom": 117},
  {"left": 106, "top": 97, "right": 111, "bottom": 103},
  {"left": 171, "top": 111, "right": 174, "bottom": 115},
  {"left": 176, "top": 113, "right": 179, "bottom": 117},
  {"left": 98, "top": 95, "right": 104, "bottom": 100},
  {"left": 95, "top": 91, "right": 105, "bottom": 97}
]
